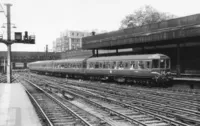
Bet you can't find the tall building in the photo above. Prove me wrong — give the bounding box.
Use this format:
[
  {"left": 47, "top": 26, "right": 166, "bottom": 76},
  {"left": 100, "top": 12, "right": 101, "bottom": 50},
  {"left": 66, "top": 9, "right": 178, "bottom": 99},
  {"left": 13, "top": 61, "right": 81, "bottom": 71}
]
[
  {"left": 53, "top": 30, "right": 91, "bottom": 52},
  {"left": 55, "top": 38, "right": 62, "bottom": 52}
]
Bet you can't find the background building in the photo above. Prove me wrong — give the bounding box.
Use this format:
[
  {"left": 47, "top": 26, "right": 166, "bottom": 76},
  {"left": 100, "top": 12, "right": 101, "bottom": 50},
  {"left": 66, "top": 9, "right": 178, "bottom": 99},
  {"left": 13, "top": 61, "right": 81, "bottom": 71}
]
[
  {"left": 53, "top": 30, "right": 91, "bottom": 52},
  {"left": 0, "top": 51, "right": 61, "bottom": 72}
]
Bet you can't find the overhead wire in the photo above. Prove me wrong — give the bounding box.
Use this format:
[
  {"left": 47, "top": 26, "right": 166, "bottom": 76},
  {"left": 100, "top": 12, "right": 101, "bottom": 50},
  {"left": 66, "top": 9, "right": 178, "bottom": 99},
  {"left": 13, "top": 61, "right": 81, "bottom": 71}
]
[
  {"left": 0, "top": 1, "right": 6, "bottom": 17},
  {"left": 0, "top": 1, "right": 7, "bottom": 37}
]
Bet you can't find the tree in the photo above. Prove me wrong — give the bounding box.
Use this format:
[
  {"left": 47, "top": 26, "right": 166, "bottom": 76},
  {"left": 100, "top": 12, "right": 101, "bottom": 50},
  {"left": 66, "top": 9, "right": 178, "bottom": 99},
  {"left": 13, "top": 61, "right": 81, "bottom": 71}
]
[{"left": 120, "top": 5, "right": 176, "bottom": 29}]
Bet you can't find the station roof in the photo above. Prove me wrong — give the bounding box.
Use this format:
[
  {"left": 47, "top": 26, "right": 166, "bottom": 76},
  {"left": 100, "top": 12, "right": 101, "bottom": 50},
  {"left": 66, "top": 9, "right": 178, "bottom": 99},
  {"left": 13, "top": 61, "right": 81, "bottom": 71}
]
[
  {"left": 0, "top": 51, "right": 61, "bottom": 63},
  {"left": 82, "top": 14, "right": 200, "bottom": 50},
  {"left": 87, "top": 54, "right": 169, "bottom": 62}
]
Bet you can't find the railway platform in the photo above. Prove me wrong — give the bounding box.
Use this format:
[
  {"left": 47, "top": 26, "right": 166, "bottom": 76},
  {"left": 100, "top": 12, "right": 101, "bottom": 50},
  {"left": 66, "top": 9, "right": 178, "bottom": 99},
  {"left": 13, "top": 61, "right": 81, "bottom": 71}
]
[
  {"left": 173, "top": 77, "right": 200, "bottom": 81},
  {"left": 0, "top": 83, "right": 41, "bottom": 126},
  {"left": 172, "top": 77, "right": 200, "bottom": 89}
]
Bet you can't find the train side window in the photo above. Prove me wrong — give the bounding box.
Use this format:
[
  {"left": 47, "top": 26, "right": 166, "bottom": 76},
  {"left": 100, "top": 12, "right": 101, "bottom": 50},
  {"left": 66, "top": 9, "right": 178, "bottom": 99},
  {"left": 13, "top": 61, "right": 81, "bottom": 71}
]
[
  {"left": 130, "top": 61, "right": 136, "bottom": 69},
  {"left": 124, "top": 62, "right": 129, "bottom": 69},
  {"left": 118, "top": 61, "right": 124, "bottom": 69},
  {"left": 99, "top": 62, "right": 102, "bottom": 68},
  {"left": 75, "top": 63, "right": 78, "bottom": 68},
  {"left": 102, "top": 62, "right": 105, "bottom": 68},
  {"left": 152, "top": 59, "right": 159, "bottom": 68},
  {"left": 87, "top": 63, "right": 90, "bottom": 68},
  {"left": 95, "top": 62, "right": 99, "bottom": 68},
  {"left": 105, "top": 62, "right": 109, "bottom": 69},
  {"left": 111, "top": 61, "right": 117, "bottom": 69},
  {"left": 66, "top": 63, "right": 69, "bottom": 68},
  {"left": 61, "top": 64, "right": 64, "bottom": 68},
  {"left": 89, "top": 62, "right": 94, "bottom": 69},
  {"left": 77, "top": 63, "right": 80, "bottom": 68},
  {"left": 138, "top": 61, "right": 144, "bottom": 69},
  {"left": 89, "top": 62, "right": 91, "bottom": 68},
  {"left": 146, "top": 61, "right": 151, "bottom": 69},
  {"left": 103, "top": 62, "right": 106, "bottom": 69},
  {"left": 103, "top": 62, "right": 106, "bottom": 68},
  {"left": 78, "top": 63, "right": 81, "bottom": 68},
  {"left": 114, "top": 62, "right": 117, "bottom": 69}
]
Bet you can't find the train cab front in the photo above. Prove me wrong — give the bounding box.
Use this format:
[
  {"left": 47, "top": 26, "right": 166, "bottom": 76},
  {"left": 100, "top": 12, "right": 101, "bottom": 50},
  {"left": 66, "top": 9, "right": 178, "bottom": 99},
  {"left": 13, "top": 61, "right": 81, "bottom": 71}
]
[{"left": 151, "top": 57, "right": 173, "bottom": 86}]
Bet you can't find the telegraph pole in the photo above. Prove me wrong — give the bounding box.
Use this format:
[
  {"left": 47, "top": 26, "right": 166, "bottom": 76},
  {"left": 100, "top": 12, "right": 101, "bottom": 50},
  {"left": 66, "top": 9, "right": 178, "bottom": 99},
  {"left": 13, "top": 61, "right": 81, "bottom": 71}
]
[{"left": 5, "top": 4, "right": 12, "bottom": 83}]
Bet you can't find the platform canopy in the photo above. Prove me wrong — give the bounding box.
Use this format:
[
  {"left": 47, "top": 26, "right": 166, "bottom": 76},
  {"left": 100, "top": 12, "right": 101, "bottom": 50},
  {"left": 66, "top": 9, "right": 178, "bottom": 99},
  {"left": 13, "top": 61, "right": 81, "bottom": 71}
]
[{"left": 82, "top": 14, "right": 200, "bottom": 50}]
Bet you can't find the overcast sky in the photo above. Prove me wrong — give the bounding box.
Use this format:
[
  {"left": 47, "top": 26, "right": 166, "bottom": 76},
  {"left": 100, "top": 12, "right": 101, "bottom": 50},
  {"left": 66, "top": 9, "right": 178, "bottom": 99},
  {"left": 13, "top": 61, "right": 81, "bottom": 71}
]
[{"left": 0, "top": 0, "right": 199, "bottom": 52}]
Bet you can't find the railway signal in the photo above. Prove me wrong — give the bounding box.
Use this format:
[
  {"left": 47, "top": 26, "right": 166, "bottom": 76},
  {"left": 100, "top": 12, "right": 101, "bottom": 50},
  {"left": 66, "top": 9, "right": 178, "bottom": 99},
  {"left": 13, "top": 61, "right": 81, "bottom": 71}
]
[
  {"left": 14, "top": 31, "right": 35, "bottom": 44},
  {"left": 0, "top": 4, "right": 36, "bottom": 83},
  {"left": 15, "top": 32, "right": 22, "bottom": 41}
]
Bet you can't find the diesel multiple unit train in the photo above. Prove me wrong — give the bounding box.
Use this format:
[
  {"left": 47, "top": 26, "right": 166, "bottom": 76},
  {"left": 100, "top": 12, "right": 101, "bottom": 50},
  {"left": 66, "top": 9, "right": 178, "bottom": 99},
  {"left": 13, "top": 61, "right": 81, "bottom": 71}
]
[{"left": 28, "top": 54, "right": 172, "bottom": 86}]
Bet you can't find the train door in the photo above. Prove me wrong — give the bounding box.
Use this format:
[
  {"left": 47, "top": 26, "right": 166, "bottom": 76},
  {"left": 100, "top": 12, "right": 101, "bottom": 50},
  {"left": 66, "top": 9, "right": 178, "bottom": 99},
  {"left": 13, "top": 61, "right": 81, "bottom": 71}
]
[{"left": 82, "top": 59, "right": 87, "bottom": 74}]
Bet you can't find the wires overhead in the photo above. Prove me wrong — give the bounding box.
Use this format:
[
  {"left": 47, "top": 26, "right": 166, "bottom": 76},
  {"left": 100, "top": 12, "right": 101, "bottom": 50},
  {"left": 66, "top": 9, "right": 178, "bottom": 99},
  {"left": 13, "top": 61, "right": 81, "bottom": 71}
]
[
  {"left": 0, "top": 1, "right": 7, "bottom": 17},
  {"left": 0, "top": 1, "right": 7, "bottom": 36}
]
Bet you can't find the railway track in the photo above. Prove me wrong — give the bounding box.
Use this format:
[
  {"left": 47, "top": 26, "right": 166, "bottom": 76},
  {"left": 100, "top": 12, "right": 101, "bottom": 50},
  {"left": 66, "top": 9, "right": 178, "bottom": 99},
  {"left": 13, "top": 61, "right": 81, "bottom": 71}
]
[
  {"left": 0, "top": 74, "right": 18, "bottom": 83},
  {"left": 43, "top": 80, "right": 191, "bottom": 126},
  {"left": 18, "top": 73, "right": 199, "bottom": 126},
  {"left": 0, "top": 74, "right": 7, "bottom": 83},
  {"left": 17, "top": 75, "right": 140, "bottom": 126},
  {"left": 34, "top": 74, "right": 200, "bottom": 111},
  {"left": 19, "top": 78, "right": 109, "bottom": 126}
]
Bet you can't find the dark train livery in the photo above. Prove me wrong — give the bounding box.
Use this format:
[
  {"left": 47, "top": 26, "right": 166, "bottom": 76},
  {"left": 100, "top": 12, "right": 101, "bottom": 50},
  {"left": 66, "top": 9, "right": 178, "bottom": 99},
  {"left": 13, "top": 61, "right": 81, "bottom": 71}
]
[{"left": 28, "top": 54, "right": 172, "bottom": 86}]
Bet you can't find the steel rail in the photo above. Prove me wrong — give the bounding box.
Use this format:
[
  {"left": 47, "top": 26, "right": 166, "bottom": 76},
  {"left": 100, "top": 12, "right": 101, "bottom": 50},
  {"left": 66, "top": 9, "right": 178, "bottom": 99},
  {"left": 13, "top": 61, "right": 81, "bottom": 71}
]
[
  {"left": 57, "top": 85, "right": 191, "bottom": 126},
  {"left": 23, "top": 78, "right": 94, "bottom": 126},
  {"left": 25, "top": 87, "right": 54, "bottom": 126}
]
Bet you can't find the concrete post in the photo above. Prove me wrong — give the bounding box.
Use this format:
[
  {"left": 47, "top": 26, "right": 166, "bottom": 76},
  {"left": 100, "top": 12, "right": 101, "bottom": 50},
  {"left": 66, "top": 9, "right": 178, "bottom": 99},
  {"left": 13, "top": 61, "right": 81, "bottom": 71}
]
[
  {"left": 5, "top": 4, "right": 12, "bottom": 83},
  {"left": 4, "top": 58, "right": 6, "bottom": 74},
  {"left": 176, "top": 43, "right": 181, "bottom": 77},
  {"left": 96, "top": 49, "right": 98, "bottom": 57},
  {"left": 92, "top": 49, "right": 95, "bottom": 56}
]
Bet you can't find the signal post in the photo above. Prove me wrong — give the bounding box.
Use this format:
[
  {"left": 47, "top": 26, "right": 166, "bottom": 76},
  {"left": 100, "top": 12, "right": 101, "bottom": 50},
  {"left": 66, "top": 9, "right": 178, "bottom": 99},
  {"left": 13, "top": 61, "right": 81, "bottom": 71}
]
[{"left": 0, "top": 4, "right": 35, "bottom": 83}]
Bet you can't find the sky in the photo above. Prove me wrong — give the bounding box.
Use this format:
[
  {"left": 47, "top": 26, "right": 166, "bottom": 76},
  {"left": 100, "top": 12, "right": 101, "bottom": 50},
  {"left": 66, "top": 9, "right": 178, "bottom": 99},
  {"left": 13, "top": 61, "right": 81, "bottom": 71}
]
[{"left": 0, "top": 0, "right": 199, "bottom": 52}]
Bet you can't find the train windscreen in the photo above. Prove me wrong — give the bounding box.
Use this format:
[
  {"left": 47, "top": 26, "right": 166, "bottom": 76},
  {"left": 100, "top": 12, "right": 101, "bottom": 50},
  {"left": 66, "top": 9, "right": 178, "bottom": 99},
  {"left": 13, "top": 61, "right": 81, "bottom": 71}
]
[
  {"left": 152, "top": 59, "right": 159, "bottom": 68},
  {"left": 152, "top": 59, "right": 170, "bottom": 69},
  {"left": 160, "top": 59, "right": 165, "bottom": 68},
  {"left": 160, "top": 59, "right": 170, "bottom": 69}
]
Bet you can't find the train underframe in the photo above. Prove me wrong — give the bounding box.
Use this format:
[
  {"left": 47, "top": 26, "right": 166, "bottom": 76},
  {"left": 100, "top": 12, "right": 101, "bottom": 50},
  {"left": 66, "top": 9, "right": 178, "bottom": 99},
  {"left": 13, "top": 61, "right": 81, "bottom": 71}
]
[{"left": 30, "top": 70, "right": 172, "bottom": 87}]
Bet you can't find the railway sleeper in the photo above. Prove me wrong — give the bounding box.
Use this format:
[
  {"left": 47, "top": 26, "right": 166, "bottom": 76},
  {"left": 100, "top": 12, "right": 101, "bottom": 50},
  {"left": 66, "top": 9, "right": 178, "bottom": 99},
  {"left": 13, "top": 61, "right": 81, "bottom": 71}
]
[{"left": 174, "top": 114, "right": 200, "bottom": 125}]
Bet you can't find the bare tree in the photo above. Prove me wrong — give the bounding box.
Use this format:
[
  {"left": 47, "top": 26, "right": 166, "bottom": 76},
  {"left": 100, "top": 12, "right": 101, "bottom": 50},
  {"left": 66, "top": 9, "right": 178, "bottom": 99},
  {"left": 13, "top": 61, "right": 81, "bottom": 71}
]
[{"left": 120, "top": 5, "right": 176, "bottom": 29}]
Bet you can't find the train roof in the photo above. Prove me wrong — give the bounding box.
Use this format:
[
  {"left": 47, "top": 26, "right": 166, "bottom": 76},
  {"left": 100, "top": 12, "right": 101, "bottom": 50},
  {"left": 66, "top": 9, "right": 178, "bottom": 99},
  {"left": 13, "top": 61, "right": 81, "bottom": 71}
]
[
  {"left": 28, "top": 54, "right": 169, "bottom": 65},
  {"left": 28, "top": 60, "right": 54, "bottom": 65},
  {"left": 53, "top": 58, "right": 86, "bottom": 63},
  {"left": 87, "top": 54, "right": 169, "bottom": 62},
  {"left": 28, "top": 58, "right": 86, "bottom": 65}
]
